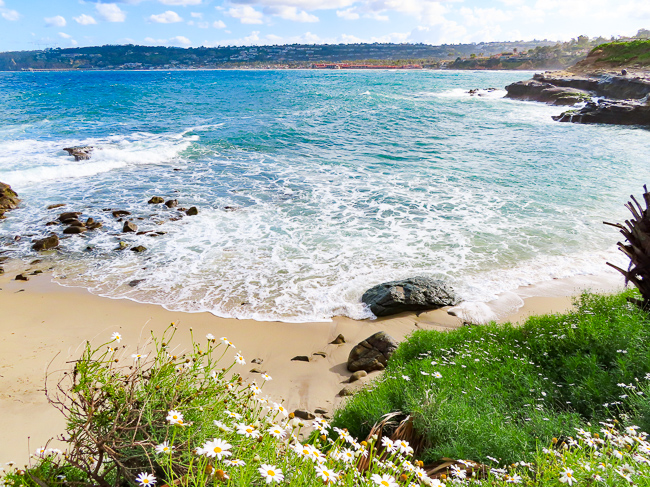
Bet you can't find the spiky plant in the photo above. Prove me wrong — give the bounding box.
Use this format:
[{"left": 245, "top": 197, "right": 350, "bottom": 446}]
[{"left": 605, "top": 185, "right": 650, "bottom": 309}]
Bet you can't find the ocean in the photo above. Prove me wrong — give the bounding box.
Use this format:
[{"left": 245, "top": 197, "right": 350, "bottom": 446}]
[{"left": 0, "top": 69, "right": 647, "bottom": 322}]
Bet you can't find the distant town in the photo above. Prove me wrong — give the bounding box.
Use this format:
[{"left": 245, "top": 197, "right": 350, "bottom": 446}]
[{"left": 1, "top": 30, "right": 648, "bottom": 72}]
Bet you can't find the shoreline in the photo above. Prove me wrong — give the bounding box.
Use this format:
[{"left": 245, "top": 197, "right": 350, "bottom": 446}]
[{"left": 0, "top": 259, "right": 625, "bottom": 466}]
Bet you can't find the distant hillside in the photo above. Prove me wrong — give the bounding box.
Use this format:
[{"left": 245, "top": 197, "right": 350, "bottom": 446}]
[{"left": 0, "top": 41, "right": 560, "bottom": 71}]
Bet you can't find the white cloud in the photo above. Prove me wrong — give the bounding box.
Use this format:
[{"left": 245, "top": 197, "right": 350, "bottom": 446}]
[
  {"left": 1, "top": 9, "right": 20, "bottom": 21},
  {"left": 159, "top": 0, "right": 202, "bottom": 5},
  {"left": 229, "top": 0, "right": 353, "bottom": 10},
  {"left": 264, "top": 6, "right": 318, "bottom": 22},
  {"left": 190, "top": 12, "right": 203, "bottom": 18},
  {"left": 58, "top": 32, "right": 78, "bottom": 46},
  {"left": 336, "top": 8, "right": 359, "bottom": 20},
  {"left": 144, "top": 35, "right": 191, "bottom": 46},
  {"left": 170, "top": 35, "right": 191, "bottom": 45},
  {"left": 0, "top": 1, "right": 4, "bottom": 6},
  {"left": 460, "top": 7, "right": 512, "bottom": 27},
  {"left": 59, "top": 32, "right": 72, "bottom": 39},
  {"left": 73, "top": 14, "right": 97, "bottom": 25},
  {"left": 96, "top": 4, "right": 126, "bottom": 22},
  {"left": 45, "top": 15, "right": 66, "bottom": 27},
  {"left": 213, "top": 20, "right": 226, "bottom": 28},
  {"left": 226, "top": 5, "right": 264, "bottom": 24},
  {"left": 149, "top": 10, "right": 183, "bottom": 23}
]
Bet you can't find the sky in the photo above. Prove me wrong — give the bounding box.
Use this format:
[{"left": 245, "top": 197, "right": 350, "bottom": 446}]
[{"left": 0, "top": 0, "right": 648, "bottom": 52}]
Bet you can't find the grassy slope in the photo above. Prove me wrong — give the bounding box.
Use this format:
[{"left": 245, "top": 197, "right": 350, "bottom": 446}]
[
  {"left": 333, "top": 290, "right": 650, "bottom": 464},
  {"left": 573, "top": 40, "right": 650, "bottom": 70}
]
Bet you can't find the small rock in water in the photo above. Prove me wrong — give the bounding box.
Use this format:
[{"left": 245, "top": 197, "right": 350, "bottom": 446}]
[
  {"left": 186, "top": 206, "right": 199, "bottom": 216},
  {"left": 251, "top": 358, "right": 264, "bottom": 364},
  {"left": 65, "top": 219, "right": 85, "bottom": 227},
  {"left": 128, "top": 279, "right": 145, "bottom": 287},
  {"left": 46, "top": 203, "right": 66, "bottom": 210},
  {"left": 0, "top": 182, "right": 21, "bottom": 211},
  {"left": 32, "top": 234, "right": 59, "bottom": 251},
  {"left": 293, "top": 409, "right": 315, "bottom": 421},
  {"left": 112, "top": 210, "right": 131, "bottom": 218},
  {"left": 62, "top": 146, "right": 93, "bottom": 161},
  {"left": 63, "top": 226, "right": 86, "bottom": 234},
  {"left": 15, "top": 273, "right": 29, "bottom": 281},
  {"left": 123, "top": 221, "right": 138, "bottom": 233},
  {"left": 165, "top": 199, "right": 178, "bottom": 208},
  {"left": 291, "top": 355, "right": 310, "bottom": 362},
  {"left": 115, "top": 241, "right": 128, "bottom": 251},
  {"left": 45, "top": 221, "right": 58, "bottom": 226},
  {"left": 148, "top": 196, "right": 165, "bottom": 204},
  {"left": 130, "top": 246, "right": 147, "bottom": 253},
  {"left": 348, "top": 370, "right": 368, "bottom": 383},
  {"left": 330, "top": 334, "right": 346, "bottom": 345},
  {"left": 58, "top": 211, "right": 82, "bottom": 222}
]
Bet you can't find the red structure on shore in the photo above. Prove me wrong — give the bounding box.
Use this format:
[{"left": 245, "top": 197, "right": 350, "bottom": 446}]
[{"left": 311, "top": 63, "right": 422, "bottom": 69}]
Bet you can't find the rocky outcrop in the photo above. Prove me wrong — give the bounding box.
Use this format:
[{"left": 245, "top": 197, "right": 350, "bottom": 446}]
[
  {"left": 148, "top": 196, "right": 164, "bottom": 204},
  {"left": 552, "top": 99, "right": 650, "bottom": 125},
  {"left": 362, "top": 276, "right": 458, "bottom": 317},
  {"left": 506, "top": 71, "right": 650, "bottom": 126},
  {"left": 63, "top": 146, "right": 93, "bottom": 161},
  {"left": 347, "top": 331, "right": 398, "bottom": 372},
  {"left": 504, "top": 79, "right": 592, "bottom": 105},
  {"left": 0, "top": 182, "right": 20, "bottom": 215}
]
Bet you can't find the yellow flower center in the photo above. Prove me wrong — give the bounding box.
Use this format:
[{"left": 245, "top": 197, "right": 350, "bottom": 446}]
[
  {"left": 246, "top": 428, "right": 253, "bottom": 433},
  {"left": 214, "top": 447, "right": 222, "bottom": 453},
  {"left": 567, "top": 473, "right": 573, "bottom": 478},
  {"left": 381, "top": 482, "right": 389, "bottom": 487},
  {"left": 324, "top": 472, "right": 330, "bottom": 477},
  {"left": 143, "top": 480, "right": 149, "bottom": 484},
  {"left": 268, "top": 470, "right": 275, "bottom": 477}
]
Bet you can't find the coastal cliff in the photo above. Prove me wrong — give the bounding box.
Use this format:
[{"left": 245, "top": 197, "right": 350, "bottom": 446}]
[{"left": 505, "top": 40, "right": 650, "bottom": 125}]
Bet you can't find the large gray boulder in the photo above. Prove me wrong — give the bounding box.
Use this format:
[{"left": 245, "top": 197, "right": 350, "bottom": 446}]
[
  {"left": 347, "top": 331, "right": 398, "bottom": 372},
  {"left": 362, "top": 276, "right": 459, "bottom": 317}
]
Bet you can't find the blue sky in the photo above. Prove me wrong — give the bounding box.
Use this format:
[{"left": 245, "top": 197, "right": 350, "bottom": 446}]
[{"left": 0, "top": 0, "right": 648, "bottom": 51}]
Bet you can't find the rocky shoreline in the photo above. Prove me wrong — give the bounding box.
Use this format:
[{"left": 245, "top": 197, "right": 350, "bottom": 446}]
[{"left": 505, "top": 70, "right": 650, "bottom": 125}]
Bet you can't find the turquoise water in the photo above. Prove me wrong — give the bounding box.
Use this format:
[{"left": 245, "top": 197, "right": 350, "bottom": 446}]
[{"left": 0, "top": 70, "right": 647, "bottom": 321}]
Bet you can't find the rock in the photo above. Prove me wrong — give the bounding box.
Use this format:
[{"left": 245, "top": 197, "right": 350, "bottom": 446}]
[
  {"left": 63, "top": 146, "right": 93, "bottom": 161},
  {"left": 0, "top": 257, "right": 9, "bottom": 264},
  {"left": 348, "top": 370, "right": 368, "bottom": 383},
  {"left": 291, "top": 355, "right": 311, "bottom": 362},
  {"left": 186, "top": 206, "right": 199, "bottom": 216},
  {"left": 32, "top": 234, "right": 59, "bottom": 251},
  {"left": 293, "top": 409, "right": 315, "bottom": 420},
  {"left": 552, "top": 99, "right": 650, "bottom": 125},
  {"left": 505, "top": 80, "right": 592, "bottom": 105},
  {"left": 115, "top": 241, "right": 128, "bottom": 251},
  {"left": 123, "top": 221, "right": 138, "bottom": 233},
  {"left": 46, "top": 203, "right": 66, "bottom": 210},
  {"left": 15, "top": 274, "right": 29, "bottom": 281},
  {"left": 330, "top": 334, "right": 346, "bottom": 345},
  {"left": 312, "top": 352, "right": 327, "bottom": 358},
  {"left": 65, "top": 219, "right": 85, "bottom": 227},
  {"left": 130, "top": 246, "right": 147, "bottom": 253},
  {"left": 251, "top": 358, "right": 264, "bottom": 364},
  {"left": 148, "top": 196, "right": 164, "bottom": 204},
  {"left": 112, "top": 210, "right": 130, "bottom": 218},
  {"left": 86, "top": 222, "right": 103, "bottom": 230},
  {"left": 0, "top": 182, "right": 20, "bottom": 211},
  {"left": 165, "top": 199, "right": 178, "bottom": 208},
  {"left": 0, "top": 267, "right": 4, "bottom": 275},
  {"left": 45, "top": 221, "right": 58, "bottom": 226},
  {"left": 58, "top": 211, "right": 82, "bottom": 222},
  {"left": 30, "top": 270, "right": 43, "bottom": 275},
  {"left": 338, "top": 385, "right": 361, "bottom": 397},
  {"left": 362, "top": 276, "right": 458, "bottom": 317},
  {"left": 347, "top": 331, "right": 398, "bottom": 372},
  {"left": 128, "top": 279, "right": 145, "bottom": 287},
  {"left": 249, "top": 367, "right": 265, "bottom": 374},
  {"left": 63, "top": 226, "right": 86, "bottom": 234},
  {"left": 314, "top": 407, "right": 329, "bottom": 415}
]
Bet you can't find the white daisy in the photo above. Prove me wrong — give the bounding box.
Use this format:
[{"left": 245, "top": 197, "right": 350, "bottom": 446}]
[
  {"left": 135, "top": 473, "right": 156, "bottom": 486},
  {"left": 111, "top": 332, "right": 122, "bottom": 343},
  {"left": 258, "top": 464, "right": 284, "bottom": 484}
]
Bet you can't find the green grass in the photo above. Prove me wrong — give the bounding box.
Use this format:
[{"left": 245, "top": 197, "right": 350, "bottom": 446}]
[
  {"left": 592, "top": 40, "right": 650, "bottom": 65},
  {"left": 333, "top": 290, "right": 650, "bottom": 464}
]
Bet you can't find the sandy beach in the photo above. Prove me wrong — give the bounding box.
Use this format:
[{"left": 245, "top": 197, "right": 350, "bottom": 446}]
[{"left": 0, "top": 256, "right": 624, "bottom": 467}]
